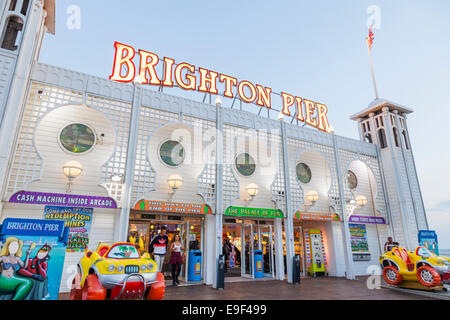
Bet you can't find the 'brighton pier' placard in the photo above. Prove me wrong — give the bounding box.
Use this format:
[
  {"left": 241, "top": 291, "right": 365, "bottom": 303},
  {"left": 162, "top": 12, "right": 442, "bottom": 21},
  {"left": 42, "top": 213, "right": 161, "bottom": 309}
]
[{"left": 109, "top": 42, "right": 332, "bottom": 133}]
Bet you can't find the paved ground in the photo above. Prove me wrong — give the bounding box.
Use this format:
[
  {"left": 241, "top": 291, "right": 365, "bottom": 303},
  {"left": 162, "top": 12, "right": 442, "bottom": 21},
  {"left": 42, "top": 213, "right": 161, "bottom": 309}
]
[
  {"left": 162, "top": 277, "right": 435, "bottom": 300},
  {"left": 59, "top": 276, "right": 438, "bottom": 300}
]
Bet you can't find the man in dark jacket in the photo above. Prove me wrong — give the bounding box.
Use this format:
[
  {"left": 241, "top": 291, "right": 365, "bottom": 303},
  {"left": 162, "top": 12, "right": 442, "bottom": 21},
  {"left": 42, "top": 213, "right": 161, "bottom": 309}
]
[{"left": 149, "top": 226, "right": 169, "bottom": 272}]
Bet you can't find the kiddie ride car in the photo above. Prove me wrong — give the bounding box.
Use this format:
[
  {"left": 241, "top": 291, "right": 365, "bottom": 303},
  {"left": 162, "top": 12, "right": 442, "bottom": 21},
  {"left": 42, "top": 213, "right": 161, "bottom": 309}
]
[
  {"left": 380, "top": 246, "right": 450, "bottom": 291},
  {"left": 70, "top": 242, "right": 165, "bottom": 300}
]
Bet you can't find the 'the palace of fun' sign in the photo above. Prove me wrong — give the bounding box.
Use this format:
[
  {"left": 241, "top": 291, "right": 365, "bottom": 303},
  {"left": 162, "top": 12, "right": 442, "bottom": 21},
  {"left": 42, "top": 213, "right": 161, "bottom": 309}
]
[{"left": 109, "top": 42, "right": 332, "bottom": 133}]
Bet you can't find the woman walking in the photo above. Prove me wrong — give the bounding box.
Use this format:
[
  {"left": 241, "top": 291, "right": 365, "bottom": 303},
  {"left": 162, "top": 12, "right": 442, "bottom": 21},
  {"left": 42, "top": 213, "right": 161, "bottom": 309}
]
[{"left": 169, "top": 234, "right": 184, "bottom": 286}]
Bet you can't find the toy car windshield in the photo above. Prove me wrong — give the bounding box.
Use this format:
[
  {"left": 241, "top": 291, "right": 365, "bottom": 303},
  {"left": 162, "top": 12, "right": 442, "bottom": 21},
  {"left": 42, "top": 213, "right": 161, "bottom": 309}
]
[
  {"left": 106, "top": 244, "right": 140, "bottom": 259},
  {"left": 417, "top": 246, "right": 436, "bottom": 258}
]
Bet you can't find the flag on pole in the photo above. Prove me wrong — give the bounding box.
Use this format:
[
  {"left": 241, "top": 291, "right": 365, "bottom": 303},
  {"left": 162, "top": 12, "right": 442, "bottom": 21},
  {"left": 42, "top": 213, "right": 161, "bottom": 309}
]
[{"left": 366, "top": 26, "right": 375, "bottom": 50}]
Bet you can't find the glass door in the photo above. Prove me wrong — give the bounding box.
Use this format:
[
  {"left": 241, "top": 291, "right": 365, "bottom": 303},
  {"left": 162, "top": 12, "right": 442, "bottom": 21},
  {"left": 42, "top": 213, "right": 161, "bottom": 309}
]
[
  {"left": 223, "top": 223, "right": 243, "bottom": 277},
  {"left": 242, "top": 224, "right": 253, "bottom": 278},
  {"left": 294, "top": 226, "right": 306, "bottom": 276},
  {"left": 148, "top": 221, "right": 185, "bottom": 281},
  {"left": 260, "top": 225, "right": 274, "bottom": 278}
]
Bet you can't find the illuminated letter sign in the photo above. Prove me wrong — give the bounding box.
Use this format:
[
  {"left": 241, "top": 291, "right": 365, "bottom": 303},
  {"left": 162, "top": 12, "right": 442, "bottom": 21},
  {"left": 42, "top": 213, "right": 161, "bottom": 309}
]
[{"left": 109, "top": 42, "right": 332, "bottom": 132}]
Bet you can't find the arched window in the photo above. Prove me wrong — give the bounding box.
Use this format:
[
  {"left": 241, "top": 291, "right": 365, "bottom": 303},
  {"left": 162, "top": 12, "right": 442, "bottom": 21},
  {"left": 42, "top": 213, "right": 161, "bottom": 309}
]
[
  {"left": 1, "top": 15, "right": 24, "bottom": 51},
  {"left": 392, "top": 127, "right": 399, "bottom": 147},
  {"left": 402, "top": 130, "right": 409, "bottom": 150},
  {"left": 9, "top": 0, "right": 17, "bottom": 11},
  {"left": 378, "top": 129, "right": 387, "bottom": 149},
  {"left": 21, "top": 0, "right": 30, "bottom": 15}
]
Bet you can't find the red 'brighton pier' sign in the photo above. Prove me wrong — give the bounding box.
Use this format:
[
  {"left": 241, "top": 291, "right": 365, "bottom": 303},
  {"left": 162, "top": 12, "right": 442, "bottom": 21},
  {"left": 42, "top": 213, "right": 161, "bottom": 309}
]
[{"left": 109, "top": 42, "right": 331, "bottom": 133}]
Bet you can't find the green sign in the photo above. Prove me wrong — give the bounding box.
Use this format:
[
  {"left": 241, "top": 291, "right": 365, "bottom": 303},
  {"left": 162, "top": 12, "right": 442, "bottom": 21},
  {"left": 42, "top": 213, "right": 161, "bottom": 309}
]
[{"left": 224, "top": 206, "right": 284, "bottom": 219}]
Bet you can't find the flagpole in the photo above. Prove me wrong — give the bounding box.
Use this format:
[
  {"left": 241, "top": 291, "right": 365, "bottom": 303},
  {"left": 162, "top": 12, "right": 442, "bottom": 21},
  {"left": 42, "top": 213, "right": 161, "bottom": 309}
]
[{"left": 366, "top": 37, "right": 379, "bottom": 99}]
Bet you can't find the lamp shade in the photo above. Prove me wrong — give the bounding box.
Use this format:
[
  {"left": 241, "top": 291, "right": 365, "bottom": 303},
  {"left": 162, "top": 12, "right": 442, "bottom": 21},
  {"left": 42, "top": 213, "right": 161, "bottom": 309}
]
[
  {"left": 356, "top": 195, "right": 368, "bottom": 207},
  {"left": 215, "top": 96, "right": 222, "bottom": 106},
  {"left": 306, "top": 190, "right": 319, "bottom": 202},
  {"left": 63, "top": 160, "right": 83, "bottom": 179},
  {"left": 167, "top": 174, "right": 183, "bottom": 189},
  {"left": 246, "top": 183, "right": 259, "bottom": 197}
]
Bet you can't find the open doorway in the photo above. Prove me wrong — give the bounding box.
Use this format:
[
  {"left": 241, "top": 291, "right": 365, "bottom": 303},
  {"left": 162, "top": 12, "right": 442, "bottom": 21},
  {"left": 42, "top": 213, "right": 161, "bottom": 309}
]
[
  {"left": 223, "top": 222, "right": 275, "bottom": 279},
  {"left": 128, "top": 218, "right": 203, "bottom": 284}
]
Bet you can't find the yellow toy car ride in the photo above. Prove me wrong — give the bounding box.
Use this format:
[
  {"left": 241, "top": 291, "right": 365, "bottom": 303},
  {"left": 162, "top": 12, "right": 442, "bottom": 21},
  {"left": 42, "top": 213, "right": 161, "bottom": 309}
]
[
  {"left": 380, "top": 246, "right": 450, "bottom": 288},
  {"left": 70, "top": 242, "right": 165, "bottom": 300}
]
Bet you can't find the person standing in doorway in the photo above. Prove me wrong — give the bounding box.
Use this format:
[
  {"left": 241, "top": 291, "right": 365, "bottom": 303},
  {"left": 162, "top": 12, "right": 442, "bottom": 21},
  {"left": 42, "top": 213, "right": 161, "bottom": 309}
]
[
  {"left": 128, "top": 225, "right": 144, "bottom": 255},
  {"left": 149, "top": 226, "right": 169, "bottom": 273},
  {"left": 169, "top": 234, "right": 184, "bottom": 286},
  {"left": 222, "top": 238, "right": 230, "bottom": 272}
]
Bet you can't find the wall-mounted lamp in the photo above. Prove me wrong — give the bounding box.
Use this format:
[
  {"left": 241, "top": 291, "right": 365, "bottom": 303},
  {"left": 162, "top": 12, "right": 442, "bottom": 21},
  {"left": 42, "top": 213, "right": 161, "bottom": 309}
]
[
  {"left": 63, "top": 160, "right": 83, "bottom": 193},
  {"left": 327, "top": 125, "right": 335, "bottom": 134},
  {"left": 167, "top": 174, "right": 183, "bottom": 200},
  {"left": 355, "top": 195, "right": 368, "bottom": 207},
  {"left": 215, "top": 96, "right": 222, "bottom": 107},
  {"left": 347, "top": 195, "right": 368, "bottom": 218},
  {"left": 305, "top": 190, "right": 319, "bottom": 211},
  {"left": 277, "top": 112, "right": 284, "bottom": 121},
  {"left": 246, "top": 183, "right": 259, "bottom": 201}
]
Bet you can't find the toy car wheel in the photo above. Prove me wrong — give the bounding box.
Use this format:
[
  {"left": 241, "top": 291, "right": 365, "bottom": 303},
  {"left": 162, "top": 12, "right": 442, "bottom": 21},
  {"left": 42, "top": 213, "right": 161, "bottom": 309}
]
[
  {"left": 81, "top": 274, "right": 107, "bottom": 300},
  {"left": 417, "top": 266, "right": 441, "bottom": 287},
  {"left": 147, "top": 272, "right": 165, "bottom": 300},
  {"left": 383, "top": 266, "right": 403, "bottom": 285}
]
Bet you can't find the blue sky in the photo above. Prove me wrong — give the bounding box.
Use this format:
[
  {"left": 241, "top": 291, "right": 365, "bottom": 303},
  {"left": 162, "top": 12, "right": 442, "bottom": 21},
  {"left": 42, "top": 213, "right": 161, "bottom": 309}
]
[{"left": 39, "top": 0, "right": 450, "bottom": 248}]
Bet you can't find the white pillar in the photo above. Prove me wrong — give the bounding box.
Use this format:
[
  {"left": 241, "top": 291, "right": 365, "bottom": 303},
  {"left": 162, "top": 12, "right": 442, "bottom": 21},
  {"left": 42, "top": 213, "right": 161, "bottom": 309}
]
[
  {"left": 114, "top": 84, "right": 141, "bottom": 241},
  {"left": 332, "top": 133, "right": 355, "bottom": 280},
  {"left": 204, "top": 214, "right": 215, "bottom": 285},
  {"left": 280, "top": 120, "right": 295, "bottom": 283},
  {"left": 212, "top": 101, "right": 224, "bottom": 288},
  {"left": 274, "top": 218, "right": 284, "bottom": 280}
]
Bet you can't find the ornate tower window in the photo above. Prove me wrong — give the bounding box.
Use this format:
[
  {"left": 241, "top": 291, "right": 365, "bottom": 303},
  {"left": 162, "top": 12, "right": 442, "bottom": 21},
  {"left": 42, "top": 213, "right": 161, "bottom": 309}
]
[
  {"left": 1, "top": 15, "right": 24, "bottom": 51},
  {"left": 392, "top": 127, "right": 400, "bottom": 147},
  {"left": 402, "top": 130, "right": 409, "bottom": 150},
  {"left": 1, "top": 0, "right": 31, "bottom": 52},
  {"left": 378, "top": 128, "right": 387, "bottom": 149}
]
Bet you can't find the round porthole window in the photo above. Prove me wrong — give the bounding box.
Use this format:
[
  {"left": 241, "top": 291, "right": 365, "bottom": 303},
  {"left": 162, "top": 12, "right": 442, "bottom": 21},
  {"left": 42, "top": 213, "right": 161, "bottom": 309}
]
[
  {"left": 296, "top": 162, "right": 312, "bottom": 184},
  {"left": 59, "top": 123, "right": 96, "bottom": 154},
  {"left": 235, "top": 153, "right": 256, "bottom": 177},
  {"left": 159, "top": 140, "right": 185, "bottom": 167},
  {"left": 347, "top": 170, "right": 358, "bottom": 189}
]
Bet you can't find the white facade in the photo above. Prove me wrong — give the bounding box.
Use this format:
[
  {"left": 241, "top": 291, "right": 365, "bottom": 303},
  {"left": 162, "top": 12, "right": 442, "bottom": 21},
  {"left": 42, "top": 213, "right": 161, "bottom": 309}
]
[{"left": 0, "top": 0, "right": 429, "bottom": 293}]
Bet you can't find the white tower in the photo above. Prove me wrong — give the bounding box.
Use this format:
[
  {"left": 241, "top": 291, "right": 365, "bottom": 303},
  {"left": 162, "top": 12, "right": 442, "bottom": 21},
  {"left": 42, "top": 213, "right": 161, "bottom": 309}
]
[
  {"left": 0, "top": 0, "right": 54, "bottom": 212},
  {"left": 351, "top": 98, "right": 429, "bottom": 250}
]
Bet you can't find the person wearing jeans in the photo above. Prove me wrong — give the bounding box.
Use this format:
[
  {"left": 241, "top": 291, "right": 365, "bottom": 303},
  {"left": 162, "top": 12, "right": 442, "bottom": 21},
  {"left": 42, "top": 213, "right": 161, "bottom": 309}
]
[{"left": 149, "top": 226, "right": 169, "bottom": 273}]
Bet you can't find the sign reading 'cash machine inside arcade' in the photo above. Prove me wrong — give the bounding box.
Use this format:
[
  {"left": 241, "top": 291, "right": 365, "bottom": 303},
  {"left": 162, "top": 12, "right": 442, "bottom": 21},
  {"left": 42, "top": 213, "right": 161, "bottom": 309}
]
[{"left": 109, "top": 42, "right": 331, "bottom": 133}]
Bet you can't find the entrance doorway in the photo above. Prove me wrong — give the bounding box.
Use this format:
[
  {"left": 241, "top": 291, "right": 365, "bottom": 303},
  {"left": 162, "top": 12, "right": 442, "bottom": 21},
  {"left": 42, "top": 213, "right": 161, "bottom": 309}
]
[
  {"left": 128, "top": 217, "right": 204, "bottom": 283},
  {"left": 223, "top": 222, "right": 275, "bottom": 279},
  {"left": 294, "top": 225, "right": 306, "bottom": 276}
]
